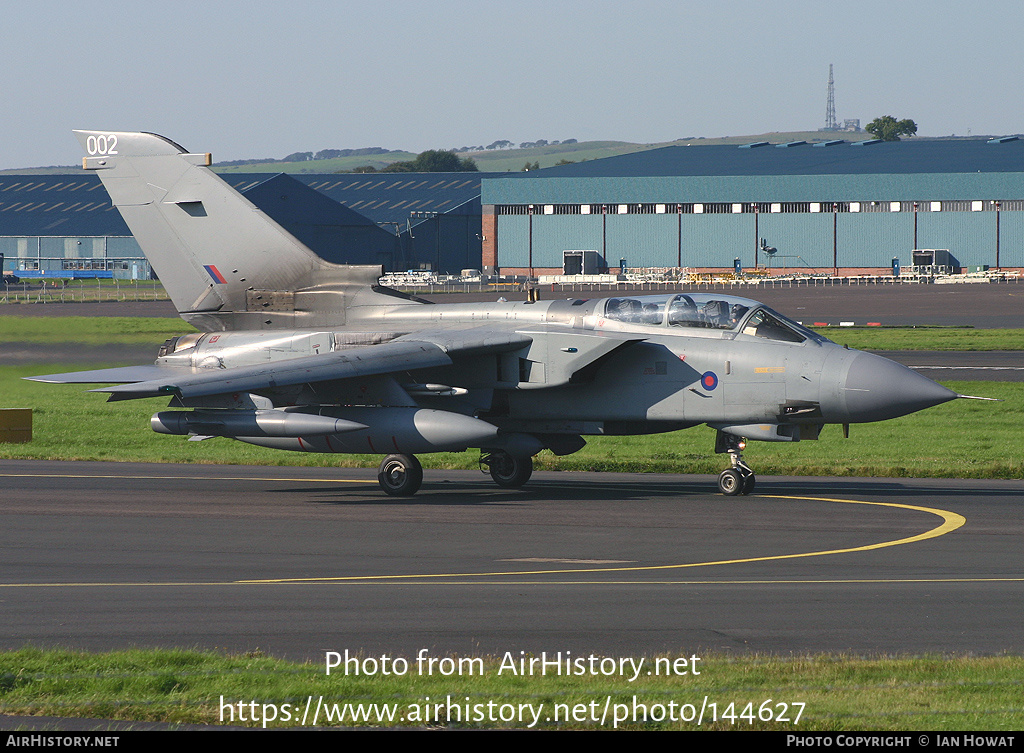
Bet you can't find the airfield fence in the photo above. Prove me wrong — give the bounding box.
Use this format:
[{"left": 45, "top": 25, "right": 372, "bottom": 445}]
[
  {"left": 2, "top": 270, "right": 1020, "bottom": 306},
  {"left": 387, "top": 270, "right": 1022, "bottom": 296},
  {"left": 0, "top": 277, "right": 169, "bottom": 305}
]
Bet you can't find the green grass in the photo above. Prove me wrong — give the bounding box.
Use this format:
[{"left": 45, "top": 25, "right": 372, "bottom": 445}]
[
  {"left": 1, "top": 364, "right": 1018, "bottom": 479},
  {"left": 2, "top": 315, "right": 1022, "bottom": 350},
  {"left": 0, "top": 316, "right": 196, "bottom": 344},
  {"left": 1, "top": 648, "right": 1021, "bottom": 729},
  {"left": 814, "top": 326, "right": 1024, "bottom": 351}
]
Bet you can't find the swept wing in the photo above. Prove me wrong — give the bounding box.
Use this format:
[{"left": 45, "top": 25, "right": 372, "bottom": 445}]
[{"left": 28, "top": 328, "right": 536, "bottom": 401}]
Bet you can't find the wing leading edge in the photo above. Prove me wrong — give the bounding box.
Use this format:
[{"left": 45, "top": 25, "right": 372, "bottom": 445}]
[{"left": 26, "top": 328, "right": 536, "bottom": 401}]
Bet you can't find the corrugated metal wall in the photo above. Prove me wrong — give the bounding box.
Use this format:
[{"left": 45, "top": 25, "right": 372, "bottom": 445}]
[
  {"left": 496, "top": 209, "right": 1018, "bottom": 270},
  {"left": 917, "top": 212, "right": 994, "bottom": 268},
  {"left": 681, "top": 215, "right": 753, "bottom": 268},
  {"left": 998, "top": 212, "right": 1024, "bottom": 267},
  {"left": 606, "top": 215, "right": 678, "bottom": 268}
]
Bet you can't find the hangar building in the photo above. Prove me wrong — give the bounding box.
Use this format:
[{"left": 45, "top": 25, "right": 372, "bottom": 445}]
[
  {"left": 6, "top": 139, "right": 1023, "bottom": 280},
  {"left": 0, "top": 170, "right": 492, "bottom": 278},
  {"left": 480, "top": 138, "right": 1024, "bottom": 275}
]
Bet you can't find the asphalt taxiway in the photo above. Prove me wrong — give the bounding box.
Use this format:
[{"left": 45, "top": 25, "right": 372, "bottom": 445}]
[{"left": 2, "top": 460, "right": 1021, "bottom": 661}]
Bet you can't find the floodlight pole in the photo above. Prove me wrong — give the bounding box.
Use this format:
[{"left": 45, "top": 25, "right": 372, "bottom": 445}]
[
  {"left": 995, "top": 201, "right": 1001, "bottom": 270},
  {"left": 913, "top": 202, "right": 919, "bottom": 250},
  {"left": 602, "top": 203, "right": 607, "bottom": 262},
  {"left": 833, "top": 203, "right": 838, "bottom": 277},
  {"left": 677, "top": 203, "right": 682, "bottom": 269},
  {"left": 753, "top": 203, "right": 759, "bottom": 269},
  {"left": 527, "top": 204, "right": 534, "bottom": 278}
]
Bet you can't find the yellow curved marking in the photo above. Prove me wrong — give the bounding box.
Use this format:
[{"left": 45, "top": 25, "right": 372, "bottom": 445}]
[
  {"left": 241, "top": 494, "right": 966, "bottom": 583},
  {"left": 4, "top": 577, "right": 1023, "bottom": 589},
  {"left": 0, "top": 492, "right": 966, "bottom": 588}
]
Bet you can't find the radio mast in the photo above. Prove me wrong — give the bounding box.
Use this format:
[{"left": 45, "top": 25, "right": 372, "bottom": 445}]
[{"left": 824, "top": 64, "right": 838, "bottom": 131}]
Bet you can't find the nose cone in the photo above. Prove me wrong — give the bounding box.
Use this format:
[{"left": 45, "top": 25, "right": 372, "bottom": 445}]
[{"left": 843, "top": 351, "right": 957, "bottom": 422}]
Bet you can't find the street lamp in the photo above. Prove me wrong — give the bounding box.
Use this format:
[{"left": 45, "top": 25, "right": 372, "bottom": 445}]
[
  {"left": 913, "top": 201, "right": 919, "bottom": 251},
  {"left": 995, "top": 201, "right": 1002, "bottom": 270},
  {"left": 753, "top": 203, "right": 759, "bottom": 269},
  {"left": 832, "top": 202, "right": 838, "bottom": 277},
  {"left": 527, "top": 204, "right": 534, "bottom": 279}
]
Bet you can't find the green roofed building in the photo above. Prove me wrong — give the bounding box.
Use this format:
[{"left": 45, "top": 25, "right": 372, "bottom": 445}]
[{"left": 479, "top": 138, "right": 1024, "bottom": 275}]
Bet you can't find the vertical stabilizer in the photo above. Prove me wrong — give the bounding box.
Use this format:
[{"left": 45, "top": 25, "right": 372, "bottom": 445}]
[{"left": 75, "top": 131, "right": 388, "bottom": 328}]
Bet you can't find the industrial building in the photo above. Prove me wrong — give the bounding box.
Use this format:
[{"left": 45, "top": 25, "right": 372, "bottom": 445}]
[
  {"left": 480, "top": 138, "right": 1024, "bottom": 276},
  {"left": 0, "top": 170, "right": 493, "bottom": 278}
]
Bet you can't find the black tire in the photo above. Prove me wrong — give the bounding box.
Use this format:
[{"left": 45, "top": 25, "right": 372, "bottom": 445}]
[
  {"left": 718, "top": 468, "right": 743, "bottom": 496},
  {"left": 741, "top": 472, "right": 756, "bottom": 496},
  {"left": 378, "top": 454, "right": 423, "bottom": 496},
  {"left": 488, "top": 452, "right": 533, "bottom": 488}
]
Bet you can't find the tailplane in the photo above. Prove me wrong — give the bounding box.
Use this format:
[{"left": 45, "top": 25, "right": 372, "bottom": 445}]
[{"left": 76, "top": 130, "right": 411, "bottom": 330}]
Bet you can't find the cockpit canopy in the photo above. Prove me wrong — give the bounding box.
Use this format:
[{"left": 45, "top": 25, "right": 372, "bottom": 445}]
[{"left": 600, "top": 293, "right": 828, "bottom": 344}]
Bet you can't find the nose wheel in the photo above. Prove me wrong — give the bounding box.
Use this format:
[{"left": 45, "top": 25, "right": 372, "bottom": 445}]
[
  {"left": 715, "top": 432, "right": 755, "bottom": 496},
  {"left": 378, "top": 453, "right": 423, "bottom": 496},
  {"left": 718, "top": 467, "right": 755, "bottom": 496}
]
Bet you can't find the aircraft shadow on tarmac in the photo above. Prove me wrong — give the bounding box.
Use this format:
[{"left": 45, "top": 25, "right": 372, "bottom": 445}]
[
  {"left": 263, "top": 476, "right": 1022, "bottom": 506},
  {"left": 266, "top": 480, "right": 699, "bottom": 506}
]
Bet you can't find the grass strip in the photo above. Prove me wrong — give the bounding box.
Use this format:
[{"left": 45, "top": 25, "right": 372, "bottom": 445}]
[
  {"left": 812, "top": 326, "right": 1024, "bottom": 351},
  {"left": 1, "top": 648, "right": 1022, "bottom": 730},
  {"left": 1, "top": 316, "right": 1023, "bottom": 350},
  {"left": 0, "top": 317, "right": 195, "bottom": 345},
  {"left": 1, "top": 365, "right": 1019, "bottom": 479}
]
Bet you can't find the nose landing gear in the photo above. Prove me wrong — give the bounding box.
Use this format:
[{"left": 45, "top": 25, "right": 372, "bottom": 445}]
[{"left": 715, "top": 432, "right": 755, "bottom": 496}]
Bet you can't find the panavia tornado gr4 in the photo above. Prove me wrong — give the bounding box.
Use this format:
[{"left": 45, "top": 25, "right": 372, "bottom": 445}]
[{"left": 30, "top": 131, "right": 963, "bottom": 496}]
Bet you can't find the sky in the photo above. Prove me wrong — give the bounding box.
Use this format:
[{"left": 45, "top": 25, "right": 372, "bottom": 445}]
[{"left": 3, "top": 0, "right": 1022, "bottom": 170}]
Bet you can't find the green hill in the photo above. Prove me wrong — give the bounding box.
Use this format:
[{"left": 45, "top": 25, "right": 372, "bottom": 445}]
[
  {"left": 210, "top": 130, "right": 877, "bottom": 174},
  {"left": 212, "top": 151, "right": 419, "bottom": 174},
  {"left": 7, "top": 130, "right": 991, "bottom": 176}
]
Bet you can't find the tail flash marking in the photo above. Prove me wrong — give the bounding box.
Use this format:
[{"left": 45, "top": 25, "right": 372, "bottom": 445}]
[{"left": 204, "top": 265, "right": 228, "bottom": 284}]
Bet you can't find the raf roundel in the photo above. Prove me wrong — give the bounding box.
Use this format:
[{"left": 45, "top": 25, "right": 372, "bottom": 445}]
[{"left": 701, "top": 371, "right": 719, "bottom": 391}]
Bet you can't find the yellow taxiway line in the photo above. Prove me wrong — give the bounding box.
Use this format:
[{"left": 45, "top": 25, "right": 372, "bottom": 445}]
[{"left": 0, "top": 491, "right": 966, "bottom": 587}]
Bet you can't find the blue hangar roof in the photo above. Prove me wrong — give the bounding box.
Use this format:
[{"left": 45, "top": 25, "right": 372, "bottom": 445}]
[
  {"left": 518, "top": 138, "right": 1024, "bottom": 179},
  {"left": 0, "top": 175, "right": 125, "bottom": 236},
  {"left": 223, "top": 172, "right": 499, "bottom": 226},
  {"left": 0, "top": 171, "right": 497, "bottom": 237},
  {"left": 482, "top": 138, "right": 1024, "bottom": 205}
]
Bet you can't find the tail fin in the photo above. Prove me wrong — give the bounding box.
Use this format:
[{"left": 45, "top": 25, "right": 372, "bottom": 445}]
[{"left": 75, "top": 130, "right": 392, "bottom": 330}]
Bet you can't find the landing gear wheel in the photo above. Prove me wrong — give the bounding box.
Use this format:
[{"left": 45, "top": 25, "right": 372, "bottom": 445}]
[
  {"left": 715, "top": 430, "right": 756, "bottom": 496},
  {"left": 741, "top": 472, "right": 756, "bottom": 495},
  {"left": 487, "top": 452, "right": 533, "bottom": 488},
  {"left": 377, "top": 454, "right": 423, "bottom": 496},
  {"left": 718, "top": 468, "right": 744, "bottom": 496}
]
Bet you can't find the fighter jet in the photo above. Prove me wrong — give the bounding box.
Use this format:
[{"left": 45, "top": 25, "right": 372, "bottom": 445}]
[{"left": 29, "top": 131, "right": 961, "bottom": 496}]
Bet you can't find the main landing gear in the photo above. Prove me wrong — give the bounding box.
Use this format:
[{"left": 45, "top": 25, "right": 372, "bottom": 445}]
[
  {"left": 377, "top": 454, "right": 423, "bottom": 496},
  {"left": 481, "top": 450, "right": 534, "bottom": 488},
  {"left": 376, "top": 451, "right": 535, "bottom": 496},
  {"left": 716, "top": 433, "right": 755, "bottom": 496}
]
